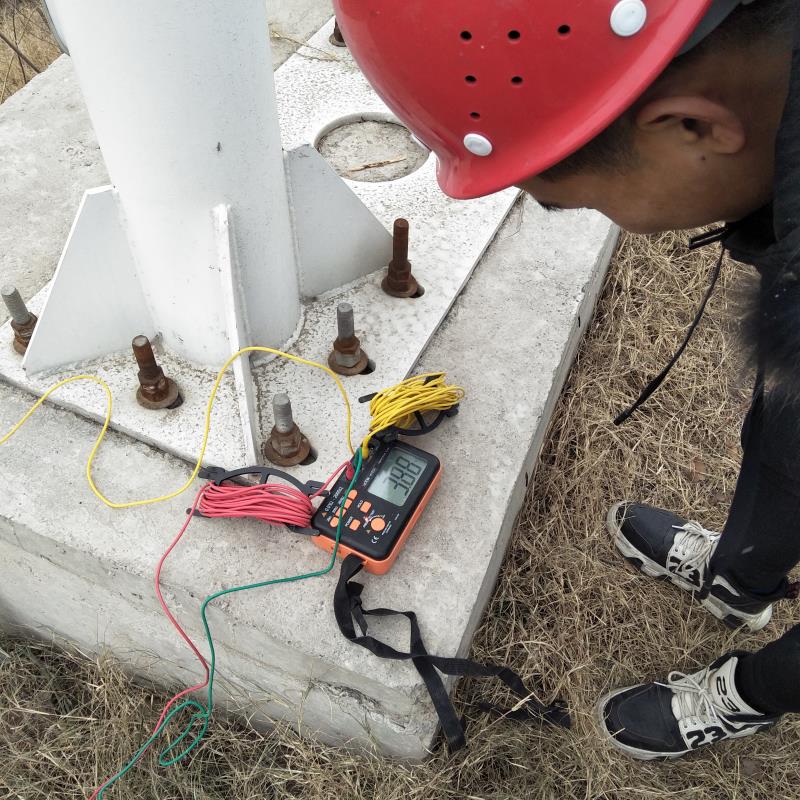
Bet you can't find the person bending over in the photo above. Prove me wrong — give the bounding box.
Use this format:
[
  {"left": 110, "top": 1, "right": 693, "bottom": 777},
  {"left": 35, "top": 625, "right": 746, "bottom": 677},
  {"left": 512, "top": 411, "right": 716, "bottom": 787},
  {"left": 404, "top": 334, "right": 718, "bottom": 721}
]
[{"left": 335, "top": 0, "right": 800, "bottom": 759}]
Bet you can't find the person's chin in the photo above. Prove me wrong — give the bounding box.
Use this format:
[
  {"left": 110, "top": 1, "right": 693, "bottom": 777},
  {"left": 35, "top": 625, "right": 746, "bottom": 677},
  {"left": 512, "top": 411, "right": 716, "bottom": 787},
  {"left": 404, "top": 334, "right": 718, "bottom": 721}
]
[{"left": 615, "top": 215, "right": 705, "bottom": 235}]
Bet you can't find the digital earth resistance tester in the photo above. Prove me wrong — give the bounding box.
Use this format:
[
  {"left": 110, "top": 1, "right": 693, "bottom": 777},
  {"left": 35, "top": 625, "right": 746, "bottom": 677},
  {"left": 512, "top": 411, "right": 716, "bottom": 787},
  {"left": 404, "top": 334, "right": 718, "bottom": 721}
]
[{"left": 312, "top": 439, "right": 441, "bottom": 574}]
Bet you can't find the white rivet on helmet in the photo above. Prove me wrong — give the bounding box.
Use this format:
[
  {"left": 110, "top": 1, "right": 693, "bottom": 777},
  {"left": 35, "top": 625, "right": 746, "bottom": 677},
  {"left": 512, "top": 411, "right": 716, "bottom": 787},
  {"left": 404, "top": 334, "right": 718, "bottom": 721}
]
[
  {"left": 463, "top": 133, "right": 493, "bottom": 157},
  {"left": 610, "top": 0, "right": 647, "bottom": 37}
]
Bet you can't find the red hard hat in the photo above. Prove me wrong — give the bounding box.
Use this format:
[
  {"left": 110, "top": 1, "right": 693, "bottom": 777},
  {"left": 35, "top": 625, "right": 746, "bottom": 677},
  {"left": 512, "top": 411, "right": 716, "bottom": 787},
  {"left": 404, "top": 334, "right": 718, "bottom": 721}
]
[{"left": 333, "top": 0, "right": 717, "bottom": 199}]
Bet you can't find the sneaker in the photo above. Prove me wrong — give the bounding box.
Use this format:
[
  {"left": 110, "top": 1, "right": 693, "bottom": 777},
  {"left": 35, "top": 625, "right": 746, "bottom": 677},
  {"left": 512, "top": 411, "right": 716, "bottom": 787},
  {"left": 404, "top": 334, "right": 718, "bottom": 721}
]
[
  {"left": 597, "top": 654, "right": 779, "bottom": 760},
  {"left": 607, "top": 502, "right": 773, "bottom": 631}
]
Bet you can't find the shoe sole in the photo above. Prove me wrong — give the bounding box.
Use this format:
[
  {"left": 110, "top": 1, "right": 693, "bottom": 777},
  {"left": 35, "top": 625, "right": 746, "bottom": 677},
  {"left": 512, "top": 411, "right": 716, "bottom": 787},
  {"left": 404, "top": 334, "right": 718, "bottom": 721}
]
[
  {"left": 594, "top": 689, "right": 772, "bottom": 761},
  {"left": 606, "top": 502, "right": 772, "bottom": 633}
]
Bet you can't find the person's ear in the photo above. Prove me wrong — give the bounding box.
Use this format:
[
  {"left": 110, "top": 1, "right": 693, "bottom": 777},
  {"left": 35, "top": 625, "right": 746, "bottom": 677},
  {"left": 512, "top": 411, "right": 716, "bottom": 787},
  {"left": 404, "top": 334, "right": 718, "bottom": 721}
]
[{"left": 635, "top": 96, "right": 746, "bottom": 154}]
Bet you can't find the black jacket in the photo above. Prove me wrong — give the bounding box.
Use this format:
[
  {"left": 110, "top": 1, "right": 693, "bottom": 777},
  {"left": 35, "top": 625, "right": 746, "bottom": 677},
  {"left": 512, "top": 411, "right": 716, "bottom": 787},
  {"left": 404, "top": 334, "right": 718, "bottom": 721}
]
[{"left": 725, "top": 14, "right": 800, "bottom": 396}]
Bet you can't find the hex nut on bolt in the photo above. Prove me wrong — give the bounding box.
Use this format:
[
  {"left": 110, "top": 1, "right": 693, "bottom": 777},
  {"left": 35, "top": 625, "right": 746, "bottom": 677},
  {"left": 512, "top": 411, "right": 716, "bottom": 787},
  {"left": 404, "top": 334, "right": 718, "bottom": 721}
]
[
  {"left": 263, "top": 393, "right": 311, "bottom": 467},
  {"left": 131, "top": 335, "right": 183, "bottom": 410},
  {"left": 382, "top": 218, "right": 420, "bottom": 298},
  {"left": 328, "top": 302, "right": 369, "bottom": 376},
  {"left": 1, "top": 286, "right": 37, "bottom": 355}
]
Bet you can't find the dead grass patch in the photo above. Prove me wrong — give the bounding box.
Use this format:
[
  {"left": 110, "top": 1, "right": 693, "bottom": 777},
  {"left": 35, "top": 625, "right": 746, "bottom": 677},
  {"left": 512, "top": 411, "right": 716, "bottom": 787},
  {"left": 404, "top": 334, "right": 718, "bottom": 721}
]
[{"left": 0, "top": 1, "right": 60, "bottom": 102}]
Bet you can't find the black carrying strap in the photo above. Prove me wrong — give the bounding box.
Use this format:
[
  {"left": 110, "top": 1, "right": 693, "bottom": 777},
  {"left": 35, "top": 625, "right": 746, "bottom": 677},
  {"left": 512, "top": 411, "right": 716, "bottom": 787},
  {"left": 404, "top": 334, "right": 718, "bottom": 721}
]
[
  {"left": 334, "top": 555, "right": 570, "bottom": 752},
  {"left": 614, "top": 244, "right": 726, "bottom": 425}
]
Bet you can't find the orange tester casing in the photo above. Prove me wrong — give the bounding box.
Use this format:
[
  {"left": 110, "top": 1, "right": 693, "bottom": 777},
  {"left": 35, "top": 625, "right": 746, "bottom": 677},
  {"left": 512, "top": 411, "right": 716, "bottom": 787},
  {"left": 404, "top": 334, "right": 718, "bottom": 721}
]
[{"left": 312, "top": 441, "right": 441, "bottom": 575}]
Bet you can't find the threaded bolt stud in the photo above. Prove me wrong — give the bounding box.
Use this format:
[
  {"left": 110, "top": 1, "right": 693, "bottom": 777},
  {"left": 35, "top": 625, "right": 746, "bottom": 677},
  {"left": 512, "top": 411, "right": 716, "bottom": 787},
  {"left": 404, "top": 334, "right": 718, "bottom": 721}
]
[
  {"left": 329, "top": 302, "right": 369, "bottom": 376},
  {"left": 273, "top": 393, "right": 295, "bottom": 435},
  {"left": 131, "top": 335, "right": 182, "bottom": 410},
  {"left": 382, "top": 219, "right": 420, "bottom": 298},
  {"left": 263, "top": 392, "right": 311, "bottom": 466},
  {"left": 337, "top": 302, "right": 355, "bottom": 341},
  {"left": 2, "top": 285, "right": 37, "bottom": 354},
  {"left": 392, "top": 219, "right": 409, "bottom": 268},
  {"left": 132, "top": 335, "right": 160, "bottom": 377},
  {"left": 2, "top": 286, "right": 32, "bottom": 325}
]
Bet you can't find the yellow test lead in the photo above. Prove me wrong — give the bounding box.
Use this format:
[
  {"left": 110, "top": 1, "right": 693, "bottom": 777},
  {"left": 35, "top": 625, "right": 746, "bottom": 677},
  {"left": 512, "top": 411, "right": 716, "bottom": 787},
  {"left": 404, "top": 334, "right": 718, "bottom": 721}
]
[{"left": 0, "top": 347, "right": 355, "bottom": 510}]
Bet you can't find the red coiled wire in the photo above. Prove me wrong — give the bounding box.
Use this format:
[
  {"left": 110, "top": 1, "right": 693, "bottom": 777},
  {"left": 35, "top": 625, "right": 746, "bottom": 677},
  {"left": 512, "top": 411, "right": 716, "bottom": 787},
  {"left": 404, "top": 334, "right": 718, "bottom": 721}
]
[
  {"left": 197, "top": 461, "right": 349, "bottom": 528},
  {"left": 90, "top": 460, "right": 350, "bottom": 798}
]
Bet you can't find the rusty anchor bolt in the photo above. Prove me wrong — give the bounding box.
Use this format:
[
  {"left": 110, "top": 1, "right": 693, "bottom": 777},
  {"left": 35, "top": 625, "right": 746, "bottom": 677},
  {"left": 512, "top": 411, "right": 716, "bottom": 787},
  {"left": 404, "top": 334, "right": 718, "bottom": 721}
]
[
  {"left": 2, "top": 286, "right": 37, "bottom": 355},
  {"left": 382, "top": 218, "right": 420, "bottom": 298},
  {"left": 131, "top": 335, "right": 183, "bottom": 410},
  {"left": 328, "top": 302, "right": 369, "bottom": 376},
  {"left": 263, "top": 393, "right": 311, "bottom": 467},
  {"left": 329, "top": 19, "right": 346, "bottom": 47}
]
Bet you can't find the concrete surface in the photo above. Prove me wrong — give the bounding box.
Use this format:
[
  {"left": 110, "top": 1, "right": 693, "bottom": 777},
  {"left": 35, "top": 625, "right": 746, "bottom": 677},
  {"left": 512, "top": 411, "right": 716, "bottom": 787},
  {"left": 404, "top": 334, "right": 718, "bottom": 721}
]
[
  {"left": 318, "top": 120, "right": 429, "bottom": 182},
  {"left": 0, "top": 2, "right": 619, "bottom": 758},
  {"left": 0, "top": 16, "right": 519, "bottom": 476}
]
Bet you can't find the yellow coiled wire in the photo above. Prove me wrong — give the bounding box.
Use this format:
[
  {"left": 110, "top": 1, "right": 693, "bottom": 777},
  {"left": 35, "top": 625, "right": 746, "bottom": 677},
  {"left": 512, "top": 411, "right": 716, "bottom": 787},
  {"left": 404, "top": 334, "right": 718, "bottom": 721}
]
[{"left": 362, "top": 372, "right": 464, "bottom": 456}]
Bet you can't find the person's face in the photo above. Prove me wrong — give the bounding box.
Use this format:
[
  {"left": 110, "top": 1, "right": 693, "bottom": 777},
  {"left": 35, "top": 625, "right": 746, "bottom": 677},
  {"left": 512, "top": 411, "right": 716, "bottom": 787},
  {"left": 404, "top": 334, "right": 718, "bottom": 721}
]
[
  {"left": 519, "top": 93, "right": 781, "bottom": 234},
  {"left": 520, "top": 142, "right": 774, "bottom": 235}
]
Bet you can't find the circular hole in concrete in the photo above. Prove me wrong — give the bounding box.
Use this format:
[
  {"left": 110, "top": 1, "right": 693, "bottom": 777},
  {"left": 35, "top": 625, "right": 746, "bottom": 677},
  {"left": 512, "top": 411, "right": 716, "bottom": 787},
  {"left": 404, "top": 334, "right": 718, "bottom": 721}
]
[
  {"left": 412, "top": 283, "right": 425, "bottom": 299},
  {"left": 316, "top": 118, "right": 429, "bottom": 183},
  {"left": 361, "top": 358, "right": 376, "bottom": 375},
  {"left": 301, "top": 446, "right": 318, "bottom": 466}
]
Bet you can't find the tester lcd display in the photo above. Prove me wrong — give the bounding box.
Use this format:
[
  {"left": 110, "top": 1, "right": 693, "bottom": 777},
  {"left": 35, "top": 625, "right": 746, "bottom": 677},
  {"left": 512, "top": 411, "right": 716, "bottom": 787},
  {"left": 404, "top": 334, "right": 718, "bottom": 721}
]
[
  {"left": 311, "top": 440, "right": 441, "bottom": 574},
  {"left": 368, "top": 448, "right": 428, "bottom": 506}
]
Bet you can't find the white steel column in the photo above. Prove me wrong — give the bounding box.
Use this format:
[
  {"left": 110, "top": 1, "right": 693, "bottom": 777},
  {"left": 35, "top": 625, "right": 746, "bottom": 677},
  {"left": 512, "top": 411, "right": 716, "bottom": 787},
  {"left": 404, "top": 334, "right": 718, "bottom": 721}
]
[{"left": 44, "top": 0, "right": 300, "bottom": 366}]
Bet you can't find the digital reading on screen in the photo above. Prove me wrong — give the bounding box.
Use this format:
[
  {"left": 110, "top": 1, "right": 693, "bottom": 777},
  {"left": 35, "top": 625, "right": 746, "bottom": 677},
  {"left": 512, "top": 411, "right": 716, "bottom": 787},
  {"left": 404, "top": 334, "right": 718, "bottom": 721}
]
[{"left": 369, "top": 448, "right": 427, "bottom": 506}]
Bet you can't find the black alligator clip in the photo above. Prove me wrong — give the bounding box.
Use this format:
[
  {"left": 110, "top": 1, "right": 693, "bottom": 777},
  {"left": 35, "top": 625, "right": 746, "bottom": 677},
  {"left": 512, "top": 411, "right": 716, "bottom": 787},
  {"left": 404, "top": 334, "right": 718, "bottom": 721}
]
[{"left": 358, "top": 375, "right": 460, "bottom": 444}]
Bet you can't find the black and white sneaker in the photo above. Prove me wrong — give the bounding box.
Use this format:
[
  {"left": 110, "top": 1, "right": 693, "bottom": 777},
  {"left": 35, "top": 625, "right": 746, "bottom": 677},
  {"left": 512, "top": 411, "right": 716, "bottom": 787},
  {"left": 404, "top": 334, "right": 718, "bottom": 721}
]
[
  {"left": 607, "top": 502, "right": 774, "bottom": 631},
  {"left": 597, "top": 654, "right": 779, "bottom": 760}
]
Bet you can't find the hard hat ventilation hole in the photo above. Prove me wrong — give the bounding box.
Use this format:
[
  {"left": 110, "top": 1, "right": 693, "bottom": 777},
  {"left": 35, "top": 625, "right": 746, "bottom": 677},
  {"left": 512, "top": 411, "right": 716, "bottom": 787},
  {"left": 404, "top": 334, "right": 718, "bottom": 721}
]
[
  {"left": 558, "top": 24, "right": 571, "bottom": 36},
  {"left": 470, "top": 112, "right": 481, "bottom": 119},
  {"left": 508, "top": 30, "right": 521, "bottom": 40},
  {"left": 511, "top": 76, "right": 524, "bottom": 85},
  {"left": 460, "top": 30, "right": 472, "bottom": 41},
  {"left": 465, "top": 75, "right": 477, "bottom": 84}
]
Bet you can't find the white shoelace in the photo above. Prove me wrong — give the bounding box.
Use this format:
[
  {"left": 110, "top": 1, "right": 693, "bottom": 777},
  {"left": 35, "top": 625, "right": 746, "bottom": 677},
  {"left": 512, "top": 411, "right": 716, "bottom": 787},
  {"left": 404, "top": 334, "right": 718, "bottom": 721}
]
[
  {"left": 669, "top": 521, "right": 720, "bottom": 579},
  {"left": 662, "top": 667, "right": 724, "bottom": 727}
]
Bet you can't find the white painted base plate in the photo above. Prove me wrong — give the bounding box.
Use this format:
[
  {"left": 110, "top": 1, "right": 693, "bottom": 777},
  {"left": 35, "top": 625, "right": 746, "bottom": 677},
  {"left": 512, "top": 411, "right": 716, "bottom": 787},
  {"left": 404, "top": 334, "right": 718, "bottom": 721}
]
[
  {"left": 0, "top": 16, "right": 517, "bottom": 477},
  {"left": 0, "top": 274, "right": 449, "bottom": 484}
]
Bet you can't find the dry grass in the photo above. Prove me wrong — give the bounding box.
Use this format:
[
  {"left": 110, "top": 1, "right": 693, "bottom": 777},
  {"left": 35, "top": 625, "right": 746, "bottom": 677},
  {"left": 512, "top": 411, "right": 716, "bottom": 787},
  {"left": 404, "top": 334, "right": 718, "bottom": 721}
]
[
  {"left": 0, "top": 0, "right": 60, "bottom": 102},
  {"left": 2, "top": 230, "right": 798, "bottom": 799}
]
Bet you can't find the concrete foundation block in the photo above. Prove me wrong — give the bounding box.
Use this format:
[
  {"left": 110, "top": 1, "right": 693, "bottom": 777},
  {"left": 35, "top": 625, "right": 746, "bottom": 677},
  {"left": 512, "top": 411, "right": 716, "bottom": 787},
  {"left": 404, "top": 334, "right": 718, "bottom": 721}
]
[{"left": 0, "top": 6, "right": 618, "bottom": 758}]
